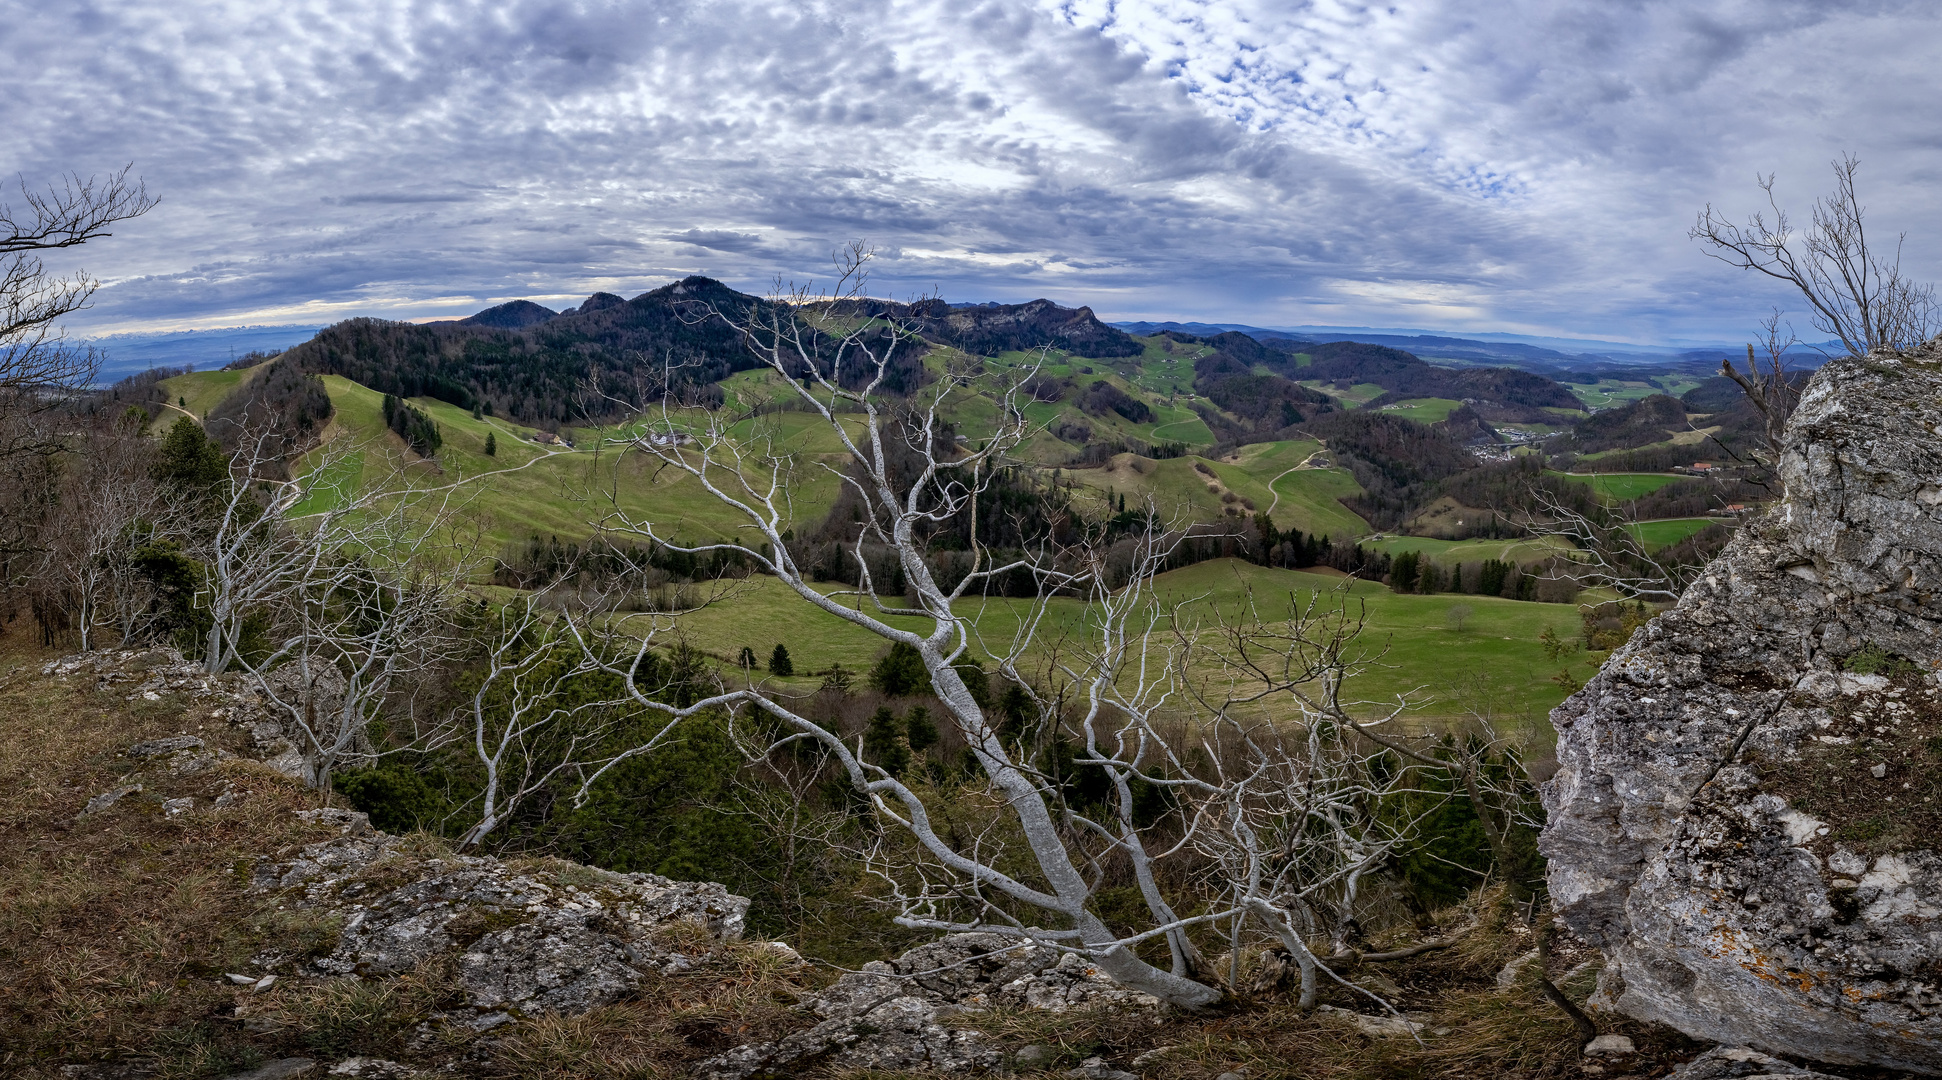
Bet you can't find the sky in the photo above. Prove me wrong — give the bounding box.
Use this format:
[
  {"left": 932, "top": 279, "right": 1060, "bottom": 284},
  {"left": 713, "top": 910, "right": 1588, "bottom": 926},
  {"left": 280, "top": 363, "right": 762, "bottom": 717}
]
[{"left": 9, "top": 0, "right": 1942, "bottom": 346}]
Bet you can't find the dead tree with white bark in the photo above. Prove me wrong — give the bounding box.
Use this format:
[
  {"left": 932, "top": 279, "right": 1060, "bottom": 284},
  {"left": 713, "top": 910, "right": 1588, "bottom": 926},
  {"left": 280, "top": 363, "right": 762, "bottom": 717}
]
[
  {"left": 242, "top": 537, "right": 466, "bottom": 791},
  {"left": 37, "top": 415, "right": 190, "bottom": 649},
  {"left": 556, "top": 247, "right": 1457, "bottom": 1010},
  {"left": 1692, "top": 154, "right": 1936, "bottom": 357},
  {"left": 451, "top": 591, "right": 637, "bottom": 850},
  {"left": 194, "top": 421, "right": 479, "bottom": 788},
  {"left": 1174, "top": 583, "right": 1461, "bottom": 1009}
]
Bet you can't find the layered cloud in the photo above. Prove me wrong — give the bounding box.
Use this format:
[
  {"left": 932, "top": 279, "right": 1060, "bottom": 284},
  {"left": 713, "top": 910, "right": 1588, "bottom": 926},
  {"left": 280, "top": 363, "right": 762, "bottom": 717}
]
[{"left": 6, "top": 0, "right": 1940, "bottom": 342}]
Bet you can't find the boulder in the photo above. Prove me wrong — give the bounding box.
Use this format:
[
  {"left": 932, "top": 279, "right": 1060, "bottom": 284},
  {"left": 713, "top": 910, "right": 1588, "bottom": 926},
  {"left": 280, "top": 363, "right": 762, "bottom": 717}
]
[
  {"left": 254, "top": 822, "right": 749, "bottom": 1021},
  {"left": 1541, "top": 348, "right": 1942, "bottom": 1073},
  {"left": 1667, "top": 1046, "right": 1845, "bottom": 1079},
  {"left": 697, "top": 932, "right": 1161, "bottom": 1079}
]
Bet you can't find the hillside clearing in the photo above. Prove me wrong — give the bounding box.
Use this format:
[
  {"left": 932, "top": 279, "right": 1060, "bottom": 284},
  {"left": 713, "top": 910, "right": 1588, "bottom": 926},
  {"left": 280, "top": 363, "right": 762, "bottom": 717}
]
[{"left": 662, "top": 559, "right": 1582, "bottom": 731}]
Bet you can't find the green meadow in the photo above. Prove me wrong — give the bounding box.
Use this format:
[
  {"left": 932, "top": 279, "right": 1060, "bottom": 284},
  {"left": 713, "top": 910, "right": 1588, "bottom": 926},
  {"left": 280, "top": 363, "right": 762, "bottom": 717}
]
[
  {"left": 1374, "top": 397, "right": 1463, "bottom": 423},
  {"left": 291, "top": 376, "right": 848, "bottom": 549},
  {"left": 1066, "top": 440, "right": 1368, "bottom": 542},
  {"left": 1361, "top": 533, "right": 1574, "bottom": 565},
  {"left": 155, "top": 354, "right": 1600, "bottom": 736},
  {"left": 1554, "top": 471, "right": 1685, "bottom": 500},
  {"left": 1298, "top": 379, "right": 1387, "bottom": 407},
  {"left": 1624, "top": 517, "right": 1715, "bottom": 550},
  {"left": 665, "top": 558, "right": 1584, "bottom": 731},
  {"left": 158, "top": 368, "right": 254, "bottom": 419}
]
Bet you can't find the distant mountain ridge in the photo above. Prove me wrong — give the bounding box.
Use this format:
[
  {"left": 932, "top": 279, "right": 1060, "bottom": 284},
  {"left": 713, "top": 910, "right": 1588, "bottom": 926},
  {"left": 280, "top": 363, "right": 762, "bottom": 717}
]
[
  {"left": 1114, "top": 319, "right": 1832, "bottom": 377},
  {"left": 256, "top": 281, "right": 1145, "bottom": 426},
  {"left": 458, "top": 300, "right": 561, "bottom": 329},
  {"left": 83, "top": 324, "right": 330, "bottom": 379}
]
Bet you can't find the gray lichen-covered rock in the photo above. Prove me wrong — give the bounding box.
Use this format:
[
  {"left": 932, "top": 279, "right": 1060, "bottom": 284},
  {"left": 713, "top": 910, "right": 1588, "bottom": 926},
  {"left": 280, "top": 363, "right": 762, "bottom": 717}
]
[
  {"left": 697, "top": 932, "right": 1161, "bottom": 1079},
  {"left": 1667, "top": 1045, "right": 1845, "bottom": 1079},
  {"left": 1542, "top": 348, "right": 1942, "bottom": 1073},
  {"left": 42, "top": 647, "right": 314, "bottom": 781},
  {"left": 255, "top": 822, "right": 749, "bottom": 1020}
]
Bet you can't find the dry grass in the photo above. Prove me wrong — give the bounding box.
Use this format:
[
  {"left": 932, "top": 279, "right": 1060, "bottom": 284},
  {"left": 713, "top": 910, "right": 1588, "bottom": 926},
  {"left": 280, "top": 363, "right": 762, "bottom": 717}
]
[
  {"left": 0, "top": 640, "right": 830, "bottom": 1078},
  {"left": 0, "top": 644, "right": 343, "bottom": 1077},
  {"left": 921, "top": 892, "right": 1694, "bottom": 1080},
  {"left": 0, "top": 642, "right": 1701, "bottom": 1079},
  {"left": 487, "top": 941, "right": 823, "bottom": 1079}
]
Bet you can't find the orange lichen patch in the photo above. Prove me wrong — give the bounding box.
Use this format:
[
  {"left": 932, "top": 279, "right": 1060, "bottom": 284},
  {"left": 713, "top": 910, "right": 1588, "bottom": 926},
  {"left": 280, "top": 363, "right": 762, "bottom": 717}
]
[
  {"left": 1783, "top": 969, "right": 1824, "bottom": 994},
  {"left": 1704, "top": 924, "right": 1827, "bottom": 996}
]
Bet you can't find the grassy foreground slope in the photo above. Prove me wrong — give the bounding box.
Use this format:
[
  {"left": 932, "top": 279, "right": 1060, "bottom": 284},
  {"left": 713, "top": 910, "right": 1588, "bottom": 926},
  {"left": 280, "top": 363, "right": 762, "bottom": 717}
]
[
  {"left": 667, "top": 558, "right": 1582, "bottom": 728},
  {"left": 0, "top": 638, "right": 1678, "bottom": 1080}
]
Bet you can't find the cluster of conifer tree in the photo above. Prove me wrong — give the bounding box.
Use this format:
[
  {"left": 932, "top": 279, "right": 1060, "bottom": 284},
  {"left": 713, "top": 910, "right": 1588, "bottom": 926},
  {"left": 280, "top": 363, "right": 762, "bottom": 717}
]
[{"left": 381, "top": 393, "right": 441, "bottom": 457}]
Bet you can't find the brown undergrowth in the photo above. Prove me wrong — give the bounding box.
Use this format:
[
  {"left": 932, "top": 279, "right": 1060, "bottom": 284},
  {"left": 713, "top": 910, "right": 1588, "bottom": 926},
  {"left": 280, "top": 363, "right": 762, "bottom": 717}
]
[
  {"left": 924, "top": 893, "right": 1695, "bottom": 1080},
  {"left": 1, "top": 644, "right": 1693, "bottom": 1079},
  {"left": 0, "top": 644, "right": 829, "bottom": 1079}
]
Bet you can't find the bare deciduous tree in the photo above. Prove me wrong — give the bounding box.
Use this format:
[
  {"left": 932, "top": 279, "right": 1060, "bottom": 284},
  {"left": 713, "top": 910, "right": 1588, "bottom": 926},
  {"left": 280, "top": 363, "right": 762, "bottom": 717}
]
[
  {"left": 1692, "top": 154, "right": 1936, "bottom": 357},
  {"left": 37, "top": 415, "right": 188, "bottom": 649},
  {"left": 558, "top": 248, "right": 1461, "bottom": 1011},
  {"left": 1179, "top": 585, "right": 1459, "bottom": 1009},
  {"left": 0, "top": 168, "right": 156, "bottom": 590},
  {"left": 1, "top": 166, "right": 156, "bottom": 403},
  {"left": 451, "top": 593, "right": 632, "bottom": 849},
  {"left": 568, "top": 250, "right": 1227, "bottom": 1007},
  {"left": 1717, "top": 309, "right": 1803, "bottom": 468},
  {"left": 1523, "top": 483, "right": 1699, "bottom": 604},
  {"left": 243, "top": 544, "right": 464, "bottom": 790},
  {"left": 191, "top": 421, "right": 479, "bottom": 787}
]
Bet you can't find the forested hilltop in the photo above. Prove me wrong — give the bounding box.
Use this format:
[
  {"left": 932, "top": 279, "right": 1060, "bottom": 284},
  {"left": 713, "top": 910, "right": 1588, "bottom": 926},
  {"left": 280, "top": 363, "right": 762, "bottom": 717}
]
[{"left": 119, "top": 275, "right": 1769, "bottom": 601}]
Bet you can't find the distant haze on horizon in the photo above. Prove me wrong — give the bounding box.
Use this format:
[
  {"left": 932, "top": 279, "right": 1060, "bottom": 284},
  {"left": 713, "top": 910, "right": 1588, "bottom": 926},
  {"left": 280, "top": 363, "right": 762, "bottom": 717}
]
[{"left": 11, "top": 0, "right": 1942, "bottom": 346}]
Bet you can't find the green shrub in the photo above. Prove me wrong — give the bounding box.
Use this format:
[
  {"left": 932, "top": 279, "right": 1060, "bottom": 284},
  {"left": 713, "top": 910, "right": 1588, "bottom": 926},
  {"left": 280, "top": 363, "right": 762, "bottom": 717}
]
[
  {"left": 904, "top": 706, "right": 939, "bottom": 753},
  {"left": 863, "top": 707, "right": 910, "bottom": 777},
  {"left": 868, "top": 642, "right": 931, "bottom": 696},
  {"left": 335, "top": 762, "right": 450, "bottom": 834},
  {"left": 1843, "top": 645, "right": 1918, "bottom": 677}
]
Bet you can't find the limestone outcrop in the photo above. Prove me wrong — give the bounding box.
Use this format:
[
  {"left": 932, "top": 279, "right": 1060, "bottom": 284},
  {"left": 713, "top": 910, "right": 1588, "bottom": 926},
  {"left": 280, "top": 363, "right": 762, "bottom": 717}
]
[
  {"left": 697, "top": 932, "right": 1161, "bottom": 1079},
  {"left": 1542, "top": 348, "right": 1942, "bottom": 1072},
  {"left": 253, "top": 812, "right": 750, "bottom": 1028},
  {"left": 44, "top": 647, "right": 318, "bottom": 782}
]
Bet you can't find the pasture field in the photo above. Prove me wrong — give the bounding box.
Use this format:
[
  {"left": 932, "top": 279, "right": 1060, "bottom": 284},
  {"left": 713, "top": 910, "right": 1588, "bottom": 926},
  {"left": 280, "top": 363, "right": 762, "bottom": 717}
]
[
  {"left": 663, "top": 558, "right": 1584, "bottom": 731},
  {"left": 1624, "top": 517, "right": 1717, "bottom": 550},
  {"left": 157, "top": 368, "right": 253, "bottom": 419},
  {"left": 1298, "top": 380, "right": 1387, "bottom": 407},
  {"left": 1068, "top": 443, "right": 1368, "bottom": 541},
  {"left": 1120, "top": 335, "right": 1204, "bottom": 398},
  {"left": 1567, "top": 379, "right": 1661, "bottom": 409},
  {"left": 1361, "top": 533, "right": 1575, "bottom": 566},
  {"left": 944, "top": 345, "right": 1220, "bottom": 453},
  {"left": 1553, "top": 471, "right": 1684, "bottom": 500},
  {"left": 1375, "top": 397, "right": 1463, "bottom": 423},
  {"left": 295, "top": 377, "right": 848, "bottom": 548}
]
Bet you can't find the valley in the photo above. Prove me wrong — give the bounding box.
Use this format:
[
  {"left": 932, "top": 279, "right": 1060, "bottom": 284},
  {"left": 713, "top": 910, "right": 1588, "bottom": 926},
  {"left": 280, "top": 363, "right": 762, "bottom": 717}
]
[{"left": 130, "top": 280, "right": 1764, "bottom": 731}]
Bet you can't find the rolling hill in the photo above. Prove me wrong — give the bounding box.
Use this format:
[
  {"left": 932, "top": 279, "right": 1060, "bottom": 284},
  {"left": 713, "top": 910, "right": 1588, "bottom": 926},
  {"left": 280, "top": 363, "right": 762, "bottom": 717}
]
[{"left": 122, "top": 280, "right": 1766, "bottom": 579}]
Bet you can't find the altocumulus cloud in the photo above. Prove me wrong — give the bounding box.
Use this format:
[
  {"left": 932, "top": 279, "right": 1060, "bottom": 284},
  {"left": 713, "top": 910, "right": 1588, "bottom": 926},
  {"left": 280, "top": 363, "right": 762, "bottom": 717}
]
[{"left": 6, "top": 0, "right": 1942, "bottom": 341}]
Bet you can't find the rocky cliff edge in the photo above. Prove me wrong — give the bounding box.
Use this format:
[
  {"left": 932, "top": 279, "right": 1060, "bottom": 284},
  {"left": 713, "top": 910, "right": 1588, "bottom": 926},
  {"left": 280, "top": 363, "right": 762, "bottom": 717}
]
[{"left": 1542, "top": 347, "right": 1942, "bottom": 1072}]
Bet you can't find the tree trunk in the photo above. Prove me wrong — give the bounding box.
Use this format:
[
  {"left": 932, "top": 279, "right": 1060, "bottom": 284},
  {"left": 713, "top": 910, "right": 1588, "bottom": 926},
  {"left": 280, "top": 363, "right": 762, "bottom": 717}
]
[{"left": 929, "top": 657, "right": 1223, "bottom": 1010}]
